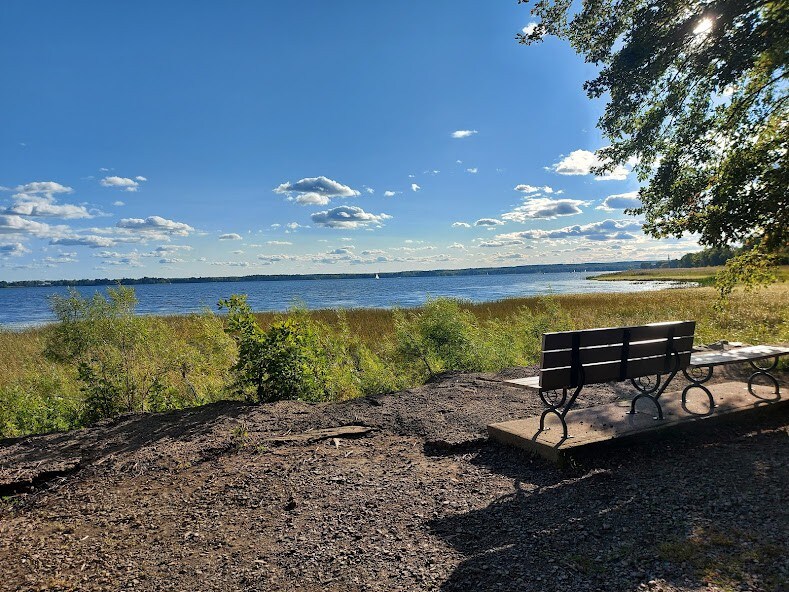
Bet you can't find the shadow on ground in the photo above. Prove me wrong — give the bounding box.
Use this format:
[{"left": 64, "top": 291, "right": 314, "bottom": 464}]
[{"left": 431, "top": 412, "right": 789, "bottom": 592}]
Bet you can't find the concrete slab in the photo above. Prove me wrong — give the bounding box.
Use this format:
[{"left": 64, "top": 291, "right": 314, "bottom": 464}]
[{"left": 488, "top": 381, "right": 787, "bottom": 463}]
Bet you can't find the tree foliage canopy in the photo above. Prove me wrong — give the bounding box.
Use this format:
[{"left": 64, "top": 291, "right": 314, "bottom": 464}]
[{"left": 519, "top": 0, "right": 788, "bottom": 252}]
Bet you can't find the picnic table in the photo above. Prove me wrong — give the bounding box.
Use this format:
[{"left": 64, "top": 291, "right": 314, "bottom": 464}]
[{"left": 682, "top": 344, "right": 789, "bottom": 408}]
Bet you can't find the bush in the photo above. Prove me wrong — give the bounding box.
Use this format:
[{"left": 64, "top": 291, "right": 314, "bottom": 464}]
[
  {"left": 219, "top": 295, "right": 345, "bottom": 403},
  {"left": 45, "top": 286, "right": 235, "bottom": 423}
]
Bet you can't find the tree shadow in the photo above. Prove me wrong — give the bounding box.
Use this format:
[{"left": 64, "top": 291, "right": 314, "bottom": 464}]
[
  {"left": 431, "top": 412, "right": 788, "bottom": 591},
  {"left": 0, "top": 400, "right": 252, "bottom": 491}
]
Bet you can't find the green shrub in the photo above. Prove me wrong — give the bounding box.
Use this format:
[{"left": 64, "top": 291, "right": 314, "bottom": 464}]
[{"left": 219, "top": 295, "right": 343, "bottom": 403}]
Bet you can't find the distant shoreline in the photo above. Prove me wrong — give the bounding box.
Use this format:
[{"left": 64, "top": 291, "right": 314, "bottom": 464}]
[{"left": 0, "top": 260, "right": 650, "bottom": 289}]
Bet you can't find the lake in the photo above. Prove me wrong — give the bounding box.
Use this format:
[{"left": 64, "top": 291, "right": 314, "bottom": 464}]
[{"left": 0, "top": 272, "right": 694, "bottom": 329}]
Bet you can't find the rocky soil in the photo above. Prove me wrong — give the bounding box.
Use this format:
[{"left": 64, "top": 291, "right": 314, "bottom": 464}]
[{"left": 0, "top": 366, "right": 786, "bottom": 591}]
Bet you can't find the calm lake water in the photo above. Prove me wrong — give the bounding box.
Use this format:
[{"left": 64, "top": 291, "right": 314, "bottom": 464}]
[{"left": 0, "top": 272, "right": 694, "bottom": 330}]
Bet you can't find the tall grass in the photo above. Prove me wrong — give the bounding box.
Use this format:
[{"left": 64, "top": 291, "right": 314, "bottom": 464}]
[{"left": 0, "top": 284, "right": 786, "bottom": 438}]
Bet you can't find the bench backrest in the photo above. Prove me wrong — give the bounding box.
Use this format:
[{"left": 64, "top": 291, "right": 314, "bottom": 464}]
[{"left": 539, "top": 321, "right": 696, "bottom": 390}]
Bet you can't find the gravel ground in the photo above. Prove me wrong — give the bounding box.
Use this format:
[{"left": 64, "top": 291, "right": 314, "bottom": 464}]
[{"left": 0, "top": 366, "right": 786, "bottom": 591}]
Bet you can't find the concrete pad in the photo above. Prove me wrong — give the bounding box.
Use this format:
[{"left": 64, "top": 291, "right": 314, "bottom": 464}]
[{"left": 488, "top": 381, "right": 787, "bottom": 463}]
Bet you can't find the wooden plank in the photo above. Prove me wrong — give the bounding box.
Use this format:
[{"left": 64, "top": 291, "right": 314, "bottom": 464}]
[
  {"left": 541, "top": 335, "right": 694, "bottom": 369},
  {"left": 542, "top": 321, "right": 695, "bottom": 350},
  {"left": 503, "top": 376, "right": 541, "bottom": 390},
  {"left": 539, "top": 351, "right": 692, "bottom": 389},
  {"left": 689, "top": 345, "right": 789, "bottom": 368}
]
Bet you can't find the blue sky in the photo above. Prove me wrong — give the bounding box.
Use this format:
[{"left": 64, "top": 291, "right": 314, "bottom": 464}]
[{"left": 0, "top": 1, "right": 699, "bottom": 281}]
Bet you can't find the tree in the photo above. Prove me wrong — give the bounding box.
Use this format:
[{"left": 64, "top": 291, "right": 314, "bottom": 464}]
[{"left": 518, "top": 0, "right": 788, "bottom": 254}]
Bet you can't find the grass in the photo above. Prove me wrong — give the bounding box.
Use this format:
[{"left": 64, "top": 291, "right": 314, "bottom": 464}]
[
  {"left": 1, "top": 283, "right": 787, "bottom": 438},
  {"left": 591, "top": 265, "right": 789, "bottom": 284}
]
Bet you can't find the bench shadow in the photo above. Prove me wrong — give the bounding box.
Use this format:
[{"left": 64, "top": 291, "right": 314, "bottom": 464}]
[{"left": 430, "top": 412, "right": 788, "bottom": 591}]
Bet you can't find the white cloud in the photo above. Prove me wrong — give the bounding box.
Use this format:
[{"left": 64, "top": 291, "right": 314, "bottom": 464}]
[
  {"left": 497, "top": 218, "right": 643, "bottom": 241},
  {"left": 383, "top": 190, "right": 398, "bottom": 197},
  {"left": 451, "top": 130, "right": 478, "bottom": 139},
  {"left": 159, "top": 258, "right": 185, "bottom": 264},
  {"left": 116, "top": 216, "right": 194, "bottom": 236},
  {"left": 597, "top": 191, "right": 642, "bottom": 211},
  {"left": 113, "top": 201, "right": 125, "bottom": 206},
  {"left": 135, "top": 176, "right": 147, "bottom": 182},
  {"left": 0, "top": 242, "right": 30, "bottom": 257},
  {"left": 328, "top": 247, "right": 354, "bottom": 255},
  {"left": 451, "top": 222, "right": 471, "bottom": 228},
  {"left": 0, "top": 215, "right": 56, "bottom": 237},
  {"left": 51, "top": 235, "right": 116, "bottom": 248},
  {"left": 266, "top": 240, "right": 292, "bottom": 246},
  {"left": 514, "top": 184, "right": 554, "bottom": 194},
  {"left": 219, "top": 233, "right": 243, "bottom": 240},
  {"left": 474, "top": 218, "right": 504, "bottom": 226},
  {"left": 522, "top": 22, "right": 538, "bottom": 36},
  {"left": 478, "top": 238, "right": 525, "bottom": 248},
  {"left": 466, "top": 168, "right": 478, "bottom": 174},
  {"left": 100, "top": 176, "right": 142, "bottom": 192},
  {"left": 43, "top": 255, "right": 78, "bottom": 264},
  {"left": 311, "top": 206, "right": 392, "bottom": 229},
  {"left": 274, "top": 176, "right": 360, "bottom": 205},
  {"left": 4, "top": 197, "right": 92, "bottom": 219},
  {"left": 502, "top": 197, "right": 587, "bottom": 221},
  {"left": 550, "top": 149, "right": 629, "bottom": 181},
  {"left": 411, "top": 183, "right": 421, "bottom": 192},
  {"left": 364, "top": 186, "right": 375, "bottom": 194},
  {"left": 14, "top": 181, "right": 73, "bottom": 198},
  {"left": 448, "top": 243, "right": 465, "bottom": 250}
]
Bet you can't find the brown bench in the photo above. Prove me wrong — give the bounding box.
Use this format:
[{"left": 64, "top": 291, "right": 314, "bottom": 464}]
[{"left": 504, "top": 321, "right": 696, "bottom": 440}]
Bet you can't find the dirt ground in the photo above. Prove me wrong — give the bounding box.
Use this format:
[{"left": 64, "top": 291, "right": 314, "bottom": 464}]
[{"left": 0, "top": 366, "right": 787, "bottom": 591}]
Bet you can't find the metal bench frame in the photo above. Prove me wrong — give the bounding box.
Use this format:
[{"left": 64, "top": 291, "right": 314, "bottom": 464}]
[{"left": 511, "top": 321, "right": 696, "bottom": 441}]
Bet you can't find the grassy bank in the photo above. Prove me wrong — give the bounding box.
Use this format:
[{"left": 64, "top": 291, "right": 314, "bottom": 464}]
[
  {"left": 591, "top": 265, "right": 789, "bottom": 284},
  {"left": 1, "top": 284, "right": 787, "bottom": 438}
]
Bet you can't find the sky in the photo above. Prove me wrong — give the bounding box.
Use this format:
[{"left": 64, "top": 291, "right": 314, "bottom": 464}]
[{"left": 0, "top": 1, "right": 701, "bottom": 282}]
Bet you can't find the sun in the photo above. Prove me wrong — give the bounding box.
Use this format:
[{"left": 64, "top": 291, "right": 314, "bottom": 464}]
[{"left": 693, "top": 17, "right": 713, "bottom": 36}]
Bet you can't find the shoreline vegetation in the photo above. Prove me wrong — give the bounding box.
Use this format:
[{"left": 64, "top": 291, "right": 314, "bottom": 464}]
[
  {"left": 1, "top": 280, "right": 786, "bottom": 440},
  {"left": 591, "top": 265, "right": 789, "bottom": 284}
]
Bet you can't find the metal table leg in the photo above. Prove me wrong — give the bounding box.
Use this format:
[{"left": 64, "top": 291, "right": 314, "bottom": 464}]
[
  {"left": 747, "top": 356, "right": 781, "bottom": 400},
  {"left": 681, "top": 365, "right": 715, "bottom": 411}
]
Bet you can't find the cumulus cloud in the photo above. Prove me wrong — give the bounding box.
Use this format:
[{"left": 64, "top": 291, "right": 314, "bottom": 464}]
[
  {"left": 14, "top": 181, "right": 73, "bottom": 198},
  {"left": 266, "top": 240, "right": 292, "bottom": 246},
  {"left": 550, "top": 149, "right": 629, "bottom": 181},
  {"left": 4, "top": 198, "right": 92, "bottom": 219},
  {"left": 466, "top": 168, "right": 478, "bottom": 174},
  {"left": 328, "top": 247, "right": 354, "bottom": 255},
  {"left": 0, "top": 215, "right": 56, "bottom": 237},
  {"left": 474, "top": 218, "right": 504, "bottom": 226},
  {"left": 51, "top": 235, "right": 116, "bottom": 248},
  {"left": 158, "top": 257, "right": 185, "bottom": 264},
  {"left": 502, "top": 197, "right": 587, "bottom": 222},
  {"left": 496, "top": 218, "right": 643, "bottom": 241},
  {"left": 311, "top": 206, "right": 392, "bottom": 229},
  {"left": 451, "top": 130, "right": 478, "bottom": 139},
  {"left": 597, "top": 191, "right": 642, "bottom": 211},
  {"left": 514, "top": 184, "right": 554, "bottom": 194},
  {"left": 274, "top": 176, "right": 360, "bottom": 205},
  {"left": 522, "top": 22, "right": 538, "bottom": 35},
  {"left": 411, "top": 184, "right": 421, "bottom": 192},
  {"left": 219, "top": 233, "right": 242, "bottom": 240},
  {"left": 100, "top": 176, "right": 144, "bottom": 192},
  {"left": 448, "top": 243, "right": 465, "bottom": 250},
  {"left": 383, "top": 191, "right": 398, "bottom": 197},
  {"left": 451, "top": 222, "right": 471, "bottom": 228},
  {"left": 0, "top": 242, "right": 29, "bottom": 257},
  {"left": 116, "top": 216, "right": 194, "bottom": 236},
  {"left": 113, "top": 201, "right": 125, "bottom": 207}
]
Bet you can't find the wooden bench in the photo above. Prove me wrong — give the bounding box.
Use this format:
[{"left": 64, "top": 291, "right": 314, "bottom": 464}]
[
  {"left": 682, "top": 345, "right": 789, "bottom": 409},
  {"left": 504, "top": 321, "right": 696, "bottom": 440}
]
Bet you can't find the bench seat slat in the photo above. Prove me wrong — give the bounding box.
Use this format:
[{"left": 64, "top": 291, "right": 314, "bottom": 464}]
[{"left": 540, "top": 335, "right": 694, "bottom": 369}]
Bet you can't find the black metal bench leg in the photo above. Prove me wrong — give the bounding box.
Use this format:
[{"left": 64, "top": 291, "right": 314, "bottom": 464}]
[
  {"left": 630, "top": 367, "right": 681, "bottom": 420},
  {"left": 537, "top": 381, "right": 584, "bottom": 442},
  {"left": 681, "top": 365, "right": 715, "bottom": 412},
  {"left": 747, "top": 357, "right": 781, "bottom": 400}
]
